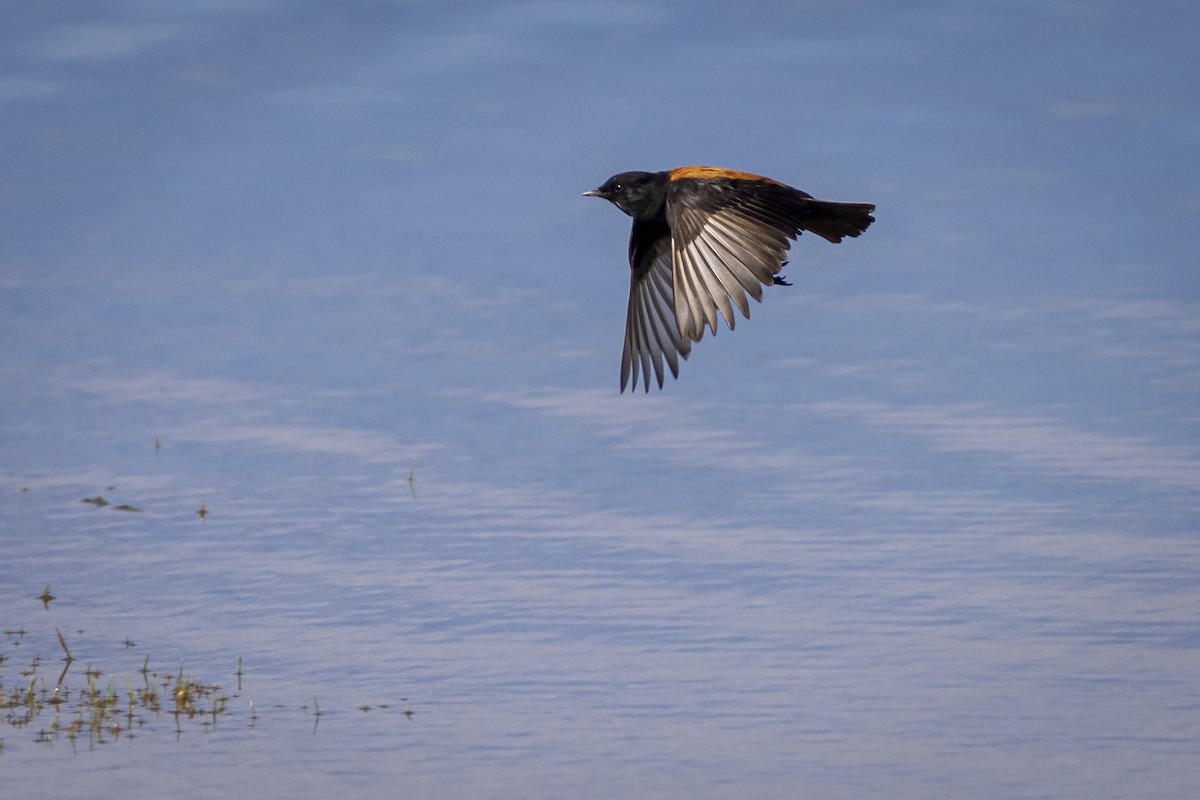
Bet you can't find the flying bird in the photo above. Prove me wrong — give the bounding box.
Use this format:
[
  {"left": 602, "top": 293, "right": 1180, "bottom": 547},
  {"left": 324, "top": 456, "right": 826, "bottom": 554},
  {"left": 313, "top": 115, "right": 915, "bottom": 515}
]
[{"left": 584, "top": 166, "right": 875, "bottom": 392}]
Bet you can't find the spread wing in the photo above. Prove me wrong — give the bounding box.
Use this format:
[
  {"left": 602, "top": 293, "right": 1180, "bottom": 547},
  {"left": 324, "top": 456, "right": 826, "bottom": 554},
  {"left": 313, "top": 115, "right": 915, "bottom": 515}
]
[
  {"left": 666, "top": 174, "right": 875, "bottom": 341},
  {"left": 621, "top": 219, "right": 692, "bottom": 393}
]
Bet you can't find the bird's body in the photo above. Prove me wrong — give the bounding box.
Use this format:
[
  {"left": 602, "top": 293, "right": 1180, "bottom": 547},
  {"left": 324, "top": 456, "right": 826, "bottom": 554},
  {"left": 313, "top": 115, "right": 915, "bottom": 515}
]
[{"left": 584, "top": 166, "right": 875, "bottom": 392}]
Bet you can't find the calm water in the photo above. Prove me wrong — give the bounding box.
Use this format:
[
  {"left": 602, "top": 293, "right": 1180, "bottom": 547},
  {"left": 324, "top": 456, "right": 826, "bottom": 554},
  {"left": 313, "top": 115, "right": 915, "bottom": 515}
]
[{"left": 3, "top": 2, "right": 1198, "bottom": 798}]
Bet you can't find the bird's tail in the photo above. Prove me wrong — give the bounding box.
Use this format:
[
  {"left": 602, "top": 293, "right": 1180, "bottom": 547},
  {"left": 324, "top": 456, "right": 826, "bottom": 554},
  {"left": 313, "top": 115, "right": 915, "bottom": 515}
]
[{"left": 804, "top": 200, "right": 876, "bottom": 244}]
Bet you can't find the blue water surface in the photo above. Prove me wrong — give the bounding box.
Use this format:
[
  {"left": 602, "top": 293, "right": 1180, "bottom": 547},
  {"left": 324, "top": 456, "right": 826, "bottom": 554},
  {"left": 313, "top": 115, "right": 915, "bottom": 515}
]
[{"left": 2, "top": 2, "right": 1198, "bottom": 798}]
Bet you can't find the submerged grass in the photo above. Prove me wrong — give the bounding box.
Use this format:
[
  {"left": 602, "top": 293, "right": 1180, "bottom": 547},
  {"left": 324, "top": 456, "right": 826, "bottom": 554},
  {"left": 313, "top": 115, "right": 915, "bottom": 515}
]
[
  {"left": 2, "top": 623, "right": 230, "bottom": 751},
  {"left": 2, "top": 588, "right": 414, "bottom": 754}
]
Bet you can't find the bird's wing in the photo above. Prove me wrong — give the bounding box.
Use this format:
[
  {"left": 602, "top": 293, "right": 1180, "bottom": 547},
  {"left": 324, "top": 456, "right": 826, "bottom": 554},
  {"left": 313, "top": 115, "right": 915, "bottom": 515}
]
[
  {"left": 666, "top": 174, "right": 874, "bottom": 342},
  {"left": 665, "top": 179, "right": 804, "bottom": 342},
  {"left": 622, "top": 219, "right": 692, "bottom": 393}
]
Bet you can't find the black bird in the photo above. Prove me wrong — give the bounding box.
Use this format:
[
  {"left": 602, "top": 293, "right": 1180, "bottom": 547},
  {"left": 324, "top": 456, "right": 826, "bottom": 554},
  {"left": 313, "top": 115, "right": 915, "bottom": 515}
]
[{"left": 584, "top": 166, "right": 875, "bottom": 392}]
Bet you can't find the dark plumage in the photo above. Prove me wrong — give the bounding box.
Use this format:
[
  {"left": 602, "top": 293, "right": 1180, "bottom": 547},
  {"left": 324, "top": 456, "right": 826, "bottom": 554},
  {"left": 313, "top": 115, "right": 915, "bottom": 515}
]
[{"left": 584, "top": 166, "right": 875, "bottom": 392}]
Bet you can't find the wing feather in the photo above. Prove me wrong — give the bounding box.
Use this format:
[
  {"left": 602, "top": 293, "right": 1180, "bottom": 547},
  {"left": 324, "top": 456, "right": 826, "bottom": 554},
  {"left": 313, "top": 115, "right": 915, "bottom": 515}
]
[
  {"left": 685, "top": 229, "right": 746, "bottom": 326},
  {"left": 670, "top": 228, "right": 721, "bottom": 340},
  {"left": 621, "top": 234, "right": 692, "bottom": 392},
  {"left": 677, "top": 232, "right": 734, "bottom": 335},
  {"left": 668, "top": 200, "right": 794, "bottom": 343},
  {"left": 703, "top": 218, "right": 766, "bottom": 291}
]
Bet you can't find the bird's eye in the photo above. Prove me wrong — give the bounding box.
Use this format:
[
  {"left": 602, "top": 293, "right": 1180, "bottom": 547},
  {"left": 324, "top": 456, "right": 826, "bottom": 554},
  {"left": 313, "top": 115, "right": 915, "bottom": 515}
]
[{"left": 612, "top": 183, "right": 622, "bottom": 192}]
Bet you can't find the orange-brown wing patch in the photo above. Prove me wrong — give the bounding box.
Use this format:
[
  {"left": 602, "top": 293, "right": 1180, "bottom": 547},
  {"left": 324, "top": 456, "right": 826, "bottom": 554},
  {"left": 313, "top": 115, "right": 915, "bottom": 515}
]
[{"left": 668, "top": 166, "right": 784, "bottom": 185}]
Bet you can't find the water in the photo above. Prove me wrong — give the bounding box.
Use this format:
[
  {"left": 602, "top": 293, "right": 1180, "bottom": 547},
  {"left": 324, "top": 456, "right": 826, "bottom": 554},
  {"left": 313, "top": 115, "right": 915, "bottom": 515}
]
[{"left": 2, "top": 2, "right": 1198, "bottom": 798}]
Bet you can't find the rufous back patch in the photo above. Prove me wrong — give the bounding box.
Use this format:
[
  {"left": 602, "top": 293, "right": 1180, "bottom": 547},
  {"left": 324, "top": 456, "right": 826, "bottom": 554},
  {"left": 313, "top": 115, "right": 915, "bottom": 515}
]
[{"left": 669, "top": 166, "right": 783, "bottom": 185}]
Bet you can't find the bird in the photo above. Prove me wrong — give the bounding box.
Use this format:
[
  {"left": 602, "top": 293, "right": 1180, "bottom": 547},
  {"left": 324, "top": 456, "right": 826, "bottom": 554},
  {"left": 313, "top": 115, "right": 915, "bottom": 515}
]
[{"left": 583, "top": 166, "right": 875, "bottom": 392}]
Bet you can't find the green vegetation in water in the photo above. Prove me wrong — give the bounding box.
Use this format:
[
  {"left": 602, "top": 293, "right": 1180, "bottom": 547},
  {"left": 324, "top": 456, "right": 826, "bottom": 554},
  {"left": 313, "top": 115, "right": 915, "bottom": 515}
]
[
  {"left": 2, "top": 589, "right": 416, "bottom": 754},
  {"left": 2, "top": 624, "right": 230, "bottom": 751}
]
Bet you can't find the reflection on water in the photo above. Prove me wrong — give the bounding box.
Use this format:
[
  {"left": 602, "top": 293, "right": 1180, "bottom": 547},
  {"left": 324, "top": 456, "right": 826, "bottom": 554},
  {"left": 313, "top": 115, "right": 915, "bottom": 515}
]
[{"left": 3, "top": 1, "right": 1199, "bottom": 798}]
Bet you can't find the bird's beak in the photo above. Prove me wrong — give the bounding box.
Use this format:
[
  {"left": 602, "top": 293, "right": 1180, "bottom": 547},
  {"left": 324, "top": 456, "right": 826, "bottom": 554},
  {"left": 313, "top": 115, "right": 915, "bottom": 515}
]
[{"left": 582, "top": 189, "right": 603, "bottom": 197}]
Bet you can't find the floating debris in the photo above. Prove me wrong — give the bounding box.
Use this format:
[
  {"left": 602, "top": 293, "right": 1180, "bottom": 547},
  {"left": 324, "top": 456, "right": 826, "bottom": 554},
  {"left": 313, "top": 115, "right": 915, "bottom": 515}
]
[
  {"left": 81, "top": 497, "right": 109, "bottom": 507},
  {"left": 38, "top": 586, "right": 55, "bottom": 610},
  {"left": 113, "top": 505, "right": 143, "bottom": 513},
  {"left": 197, "top": 502, "right": 207, "bottom": 522}
]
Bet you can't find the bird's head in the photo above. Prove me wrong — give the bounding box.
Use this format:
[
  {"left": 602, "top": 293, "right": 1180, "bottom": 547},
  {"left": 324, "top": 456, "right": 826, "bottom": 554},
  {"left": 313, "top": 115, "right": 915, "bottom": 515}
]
[{"left": 583, "top": 171, "right": 667, "bottom": 220}]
